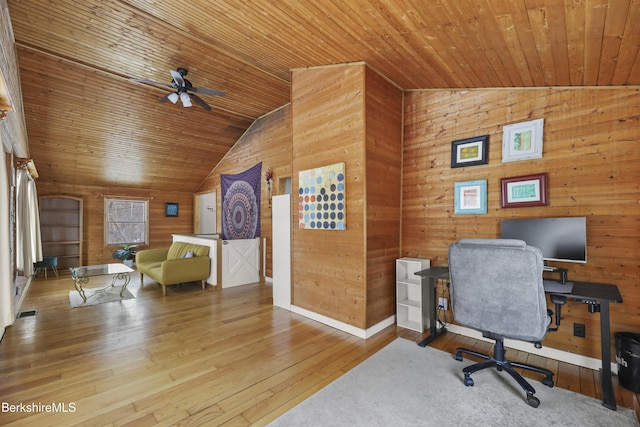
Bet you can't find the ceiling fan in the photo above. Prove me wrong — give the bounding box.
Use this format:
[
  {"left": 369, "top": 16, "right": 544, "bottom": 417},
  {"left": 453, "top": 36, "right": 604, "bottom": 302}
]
[{"left": 130, "top": 68, "right": 225, "bottom": 111}]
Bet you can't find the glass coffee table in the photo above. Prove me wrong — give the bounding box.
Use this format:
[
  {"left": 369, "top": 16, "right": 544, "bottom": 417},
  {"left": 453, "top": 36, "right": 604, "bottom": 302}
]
[{"left": 69, "top": 263, "right": 135, "bottom": 302}]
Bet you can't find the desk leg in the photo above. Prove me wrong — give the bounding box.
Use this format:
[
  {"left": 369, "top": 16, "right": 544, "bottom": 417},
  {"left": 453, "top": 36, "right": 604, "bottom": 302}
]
[
  {"left": 599, "top": 301, "right": 617, "bottom": 410},
  {"left": 418, "top": 276, "right": 446, "bottom": 347}
]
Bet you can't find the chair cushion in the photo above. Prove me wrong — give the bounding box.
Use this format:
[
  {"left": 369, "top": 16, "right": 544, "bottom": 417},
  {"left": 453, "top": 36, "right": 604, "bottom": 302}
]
[
  {"left": 34, "top": 256, "right": 58, "bottom": 267},
  {"left": 137, "top": 259, "right": 163, "bottom": 278},
  {"left": 144, "top": 264, "right": 164, "bottom": 283}
]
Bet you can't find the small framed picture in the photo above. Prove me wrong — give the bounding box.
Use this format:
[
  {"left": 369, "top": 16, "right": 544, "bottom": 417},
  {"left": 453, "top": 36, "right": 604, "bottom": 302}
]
[
  {"left": 502, "top": 118, "right": 544, "bottom": 162},
  {"left": 451, "top": 135, "right": 489, "bottom": 168},
  {"left": 454, "top": 179, "right": 487, "bottom": 215},
  {"left": 165, "top": 202, "right": 179, "bottom": 217},
  {"left": 500, "top": 173, "right": 548, "bottom": 208}
]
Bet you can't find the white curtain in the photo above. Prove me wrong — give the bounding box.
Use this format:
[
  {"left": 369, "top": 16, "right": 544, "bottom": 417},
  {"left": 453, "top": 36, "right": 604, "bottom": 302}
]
[
  {"left": 0, "top": 151, "right": 14, "bottom": 328},
  {"left": 16, "top": 168, "right": 42, "bottom": 276}
]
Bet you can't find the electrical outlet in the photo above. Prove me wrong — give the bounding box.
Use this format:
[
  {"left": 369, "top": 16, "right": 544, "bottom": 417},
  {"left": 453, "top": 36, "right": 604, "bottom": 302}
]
[
  {"left": 574, "top": 323, "right": 586, "bottom": 338},
  {"left": 438, "top": 297, "right": 448, "bottom": 311}
]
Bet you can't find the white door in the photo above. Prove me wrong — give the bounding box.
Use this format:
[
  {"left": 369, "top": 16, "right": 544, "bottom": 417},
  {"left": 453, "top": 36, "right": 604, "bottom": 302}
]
[
  {"left": 198, "top": 192, "right": 216, "bottom": 234},
  {"left": 221, "top": 238, "right": 260, "bottom": 288}
]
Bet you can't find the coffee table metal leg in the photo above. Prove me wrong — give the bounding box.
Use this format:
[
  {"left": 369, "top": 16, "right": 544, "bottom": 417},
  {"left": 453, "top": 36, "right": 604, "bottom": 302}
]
[
  {"left": 73, "top": 276, "right": 90, "bottom": 302},
  {"left": 113, "top": 272, "right": 132, "bottom": 297}
]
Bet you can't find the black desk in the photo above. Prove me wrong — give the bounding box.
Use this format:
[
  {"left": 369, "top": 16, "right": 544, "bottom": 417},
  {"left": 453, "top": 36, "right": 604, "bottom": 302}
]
[
  {"left": 414, "top": 267, "right": 450, "bottom": 347},
  {"left": 414, "top": 267, "right": 623, "bottom": 411},
  {"left": 547, "top": 281, "right": 623, "bottom": 410}
]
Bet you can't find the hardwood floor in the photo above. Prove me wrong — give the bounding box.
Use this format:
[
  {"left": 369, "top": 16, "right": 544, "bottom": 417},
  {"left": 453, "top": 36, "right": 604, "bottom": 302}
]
[{"left": 1, "top": 274, "right": 638, "bottom": 426}]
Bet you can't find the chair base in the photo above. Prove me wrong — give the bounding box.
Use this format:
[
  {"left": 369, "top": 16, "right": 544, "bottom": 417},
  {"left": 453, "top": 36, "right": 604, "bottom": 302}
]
[
  {"left": 34, "top": 265, "right": 58, "bottom": 279},
  {"left": 455, "top": 338, "right": 554, "bottom": 408},
  {"left": 34, "top": 256, "right": 59, "bottom": 279}
]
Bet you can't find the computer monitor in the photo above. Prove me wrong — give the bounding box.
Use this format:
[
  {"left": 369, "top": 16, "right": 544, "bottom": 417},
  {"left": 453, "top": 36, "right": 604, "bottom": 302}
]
[{"left": 500, "top": 217, "right": 587, "bottom": 264}]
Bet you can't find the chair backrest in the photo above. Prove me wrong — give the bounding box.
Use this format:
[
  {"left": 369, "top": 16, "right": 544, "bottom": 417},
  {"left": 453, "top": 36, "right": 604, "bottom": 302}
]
[
  {"left": 448, "top": 238, "right": 549, "bottom": 342},
  {"left": 167, "top": 241, "right": 210, "bottom": 259}
]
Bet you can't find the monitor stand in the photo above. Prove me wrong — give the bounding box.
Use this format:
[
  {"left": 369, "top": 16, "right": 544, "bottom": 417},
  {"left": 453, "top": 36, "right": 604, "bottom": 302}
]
[{"left": 542, "top": 265, "right": 568, "bottom": 284}]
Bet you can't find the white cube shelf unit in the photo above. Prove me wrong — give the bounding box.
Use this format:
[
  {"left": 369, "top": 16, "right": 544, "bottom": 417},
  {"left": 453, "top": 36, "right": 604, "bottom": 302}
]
[{"left": 396, "top": 257, "right": 431, "bottom": 332}]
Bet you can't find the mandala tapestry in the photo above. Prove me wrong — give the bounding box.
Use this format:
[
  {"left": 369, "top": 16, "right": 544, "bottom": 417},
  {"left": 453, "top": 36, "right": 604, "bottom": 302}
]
[{"left": 221, "top": 162, "right": 261, "bottom": 240}]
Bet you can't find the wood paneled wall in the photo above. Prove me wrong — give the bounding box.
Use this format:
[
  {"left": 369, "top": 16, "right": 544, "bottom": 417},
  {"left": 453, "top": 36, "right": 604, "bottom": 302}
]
[
  {"left": 364, "top": 69, "right": 403, "bottom": 328},
  {"left": 36, "top": 182, "right": 194, "bottom": 266},
  {"left": 0, "top": 0, "right": 28, "bottom": 157},
  {"left": 197, "top": 104, "right": 293, "bottom": 278},
  {"left": 291, "top": 63, "right": 403, "bottom": 330},
  {"left": 291, "top": 64, "right": 367, "bottom": 328},
  {"left": 402, "top": 87, "right": 640, "bottom": 360}
]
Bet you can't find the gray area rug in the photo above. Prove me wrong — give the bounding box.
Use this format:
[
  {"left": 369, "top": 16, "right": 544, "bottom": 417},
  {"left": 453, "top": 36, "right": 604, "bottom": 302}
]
[
  {"left": 269, "top": 338, "right": 638, "bottom": 427},
  {"left": 69, "top": 286, "right": 135, "bottom": 307}
]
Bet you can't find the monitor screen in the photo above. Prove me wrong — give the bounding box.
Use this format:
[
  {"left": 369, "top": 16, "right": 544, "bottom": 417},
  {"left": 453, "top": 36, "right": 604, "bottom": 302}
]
[{"left": 500, "top": 217, "right": 587, "bottom": 263}]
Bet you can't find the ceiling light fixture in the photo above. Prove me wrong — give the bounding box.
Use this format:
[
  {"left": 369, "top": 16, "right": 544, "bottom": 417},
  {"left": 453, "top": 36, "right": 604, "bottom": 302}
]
[
  {"left": 180, "top": 92, "right": 192, "bottom": 107},
  {"left": 167, "top": 92, "right": 179, "bottom": 104}
]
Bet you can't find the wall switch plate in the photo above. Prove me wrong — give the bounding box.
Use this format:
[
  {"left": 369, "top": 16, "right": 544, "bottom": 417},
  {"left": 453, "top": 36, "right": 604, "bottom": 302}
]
[
  {"left": 574, "top": 323, "right": 586, "bottom": 338},
  {"left": 438, "top": 297, "right": 448, "bottom": 311}
]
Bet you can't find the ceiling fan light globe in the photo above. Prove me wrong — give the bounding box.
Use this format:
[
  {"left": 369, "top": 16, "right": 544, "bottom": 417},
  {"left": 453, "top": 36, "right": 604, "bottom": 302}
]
[
  {"left": 167, "top": 92, "right": 179, "bottom": 104},
  {"left": 180, "top": 92, "right": 192, "bottom": 107}
]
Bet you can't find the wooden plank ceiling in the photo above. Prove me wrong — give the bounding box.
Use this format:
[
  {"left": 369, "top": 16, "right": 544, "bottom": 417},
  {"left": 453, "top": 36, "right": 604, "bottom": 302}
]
[{"left": 7, "top": 0, "right": 640, "bottom": 192}]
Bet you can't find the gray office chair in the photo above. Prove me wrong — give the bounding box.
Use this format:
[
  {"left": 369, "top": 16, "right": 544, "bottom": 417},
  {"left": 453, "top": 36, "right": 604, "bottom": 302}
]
[{"left": 448, "top": 238, "right": 554, "bottom": 408}]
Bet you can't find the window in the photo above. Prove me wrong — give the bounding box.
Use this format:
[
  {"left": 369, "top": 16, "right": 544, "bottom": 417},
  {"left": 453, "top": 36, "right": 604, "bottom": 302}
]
[{"left": 105, "top": 198, "right": 148, "bottom": 246}]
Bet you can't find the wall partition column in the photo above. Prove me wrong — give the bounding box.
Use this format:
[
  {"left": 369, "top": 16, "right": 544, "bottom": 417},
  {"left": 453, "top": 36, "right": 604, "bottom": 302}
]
[{"left": 0, "top": 149, "right": 14, "bottom": 329}]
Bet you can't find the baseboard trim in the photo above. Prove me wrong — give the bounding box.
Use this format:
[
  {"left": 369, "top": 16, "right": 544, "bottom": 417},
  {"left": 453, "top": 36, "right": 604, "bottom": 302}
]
[
  {"left": 446, "top": 324, "right": 618, "bottom": 374},
  {"left": 281, "top": 305, "right": 616, "bottom": 373},
  {"left": 290, "top": 305, "right": 395, "bottom": 339}
]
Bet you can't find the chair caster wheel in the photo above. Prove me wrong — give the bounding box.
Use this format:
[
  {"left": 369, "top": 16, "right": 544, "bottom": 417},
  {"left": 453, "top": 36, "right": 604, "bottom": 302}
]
[
  {"left": 526, "top": 393, "right": 540, "bottom": 408},
  {"left": 542, "top": 377, "right": 554, "bottom": 388},
  {"left": 463, "top": 376, "right": 474, "bottom": 387}
]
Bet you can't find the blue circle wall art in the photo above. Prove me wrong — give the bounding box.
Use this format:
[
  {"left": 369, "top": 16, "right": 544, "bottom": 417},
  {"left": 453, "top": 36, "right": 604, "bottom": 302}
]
[{"left": 298, "top": 162, "right": 346, "bottom": 230}]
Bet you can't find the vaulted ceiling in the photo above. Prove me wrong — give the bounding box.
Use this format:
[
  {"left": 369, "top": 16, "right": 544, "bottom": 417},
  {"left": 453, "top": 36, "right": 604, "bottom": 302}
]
[{"left": 7, "top": 0, "right": 639, "bottom": 192}]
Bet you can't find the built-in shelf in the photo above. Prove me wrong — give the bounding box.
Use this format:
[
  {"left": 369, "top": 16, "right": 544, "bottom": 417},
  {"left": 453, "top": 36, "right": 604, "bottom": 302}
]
[{"left": 39, "top": 196, "right": 83, "bottom": 271}]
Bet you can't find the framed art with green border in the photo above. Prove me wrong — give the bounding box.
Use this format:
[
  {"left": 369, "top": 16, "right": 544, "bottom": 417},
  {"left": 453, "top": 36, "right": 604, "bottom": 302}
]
[
  {"left": 502, "top": 118, "right": 544, "bottom": 162},
  {"left": 500, "top": 173, "right": 548, "bottom": 208},
  {"left": 454, "top": 179, "right": 487, "bottom": 215}
]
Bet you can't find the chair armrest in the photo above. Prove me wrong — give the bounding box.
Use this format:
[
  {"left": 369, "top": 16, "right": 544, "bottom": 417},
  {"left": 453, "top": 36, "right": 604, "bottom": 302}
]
[
  {"left": 136, "top": 248, "right": 169, "bottom": 264},
  {"left": 160, "top": 256, "right": 210, "bottom": 285}
]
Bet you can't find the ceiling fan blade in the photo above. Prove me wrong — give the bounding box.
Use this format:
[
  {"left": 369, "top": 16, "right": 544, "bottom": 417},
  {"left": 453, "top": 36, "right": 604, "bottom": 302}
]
[
  {"left": 191, "top": 87, "right": 226, "bottom": 97},
  {"left": 159, "top": 94, "right": 171, "bottom": 104},
  {"left": 170, "top": 69, "right": 185, "bottom": 88},
  {"left": 189, "top": 93, "right": 213, "bottom": 111},
  {"left": 129, "top": 78, "right": 173, "bottom": 89}
]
